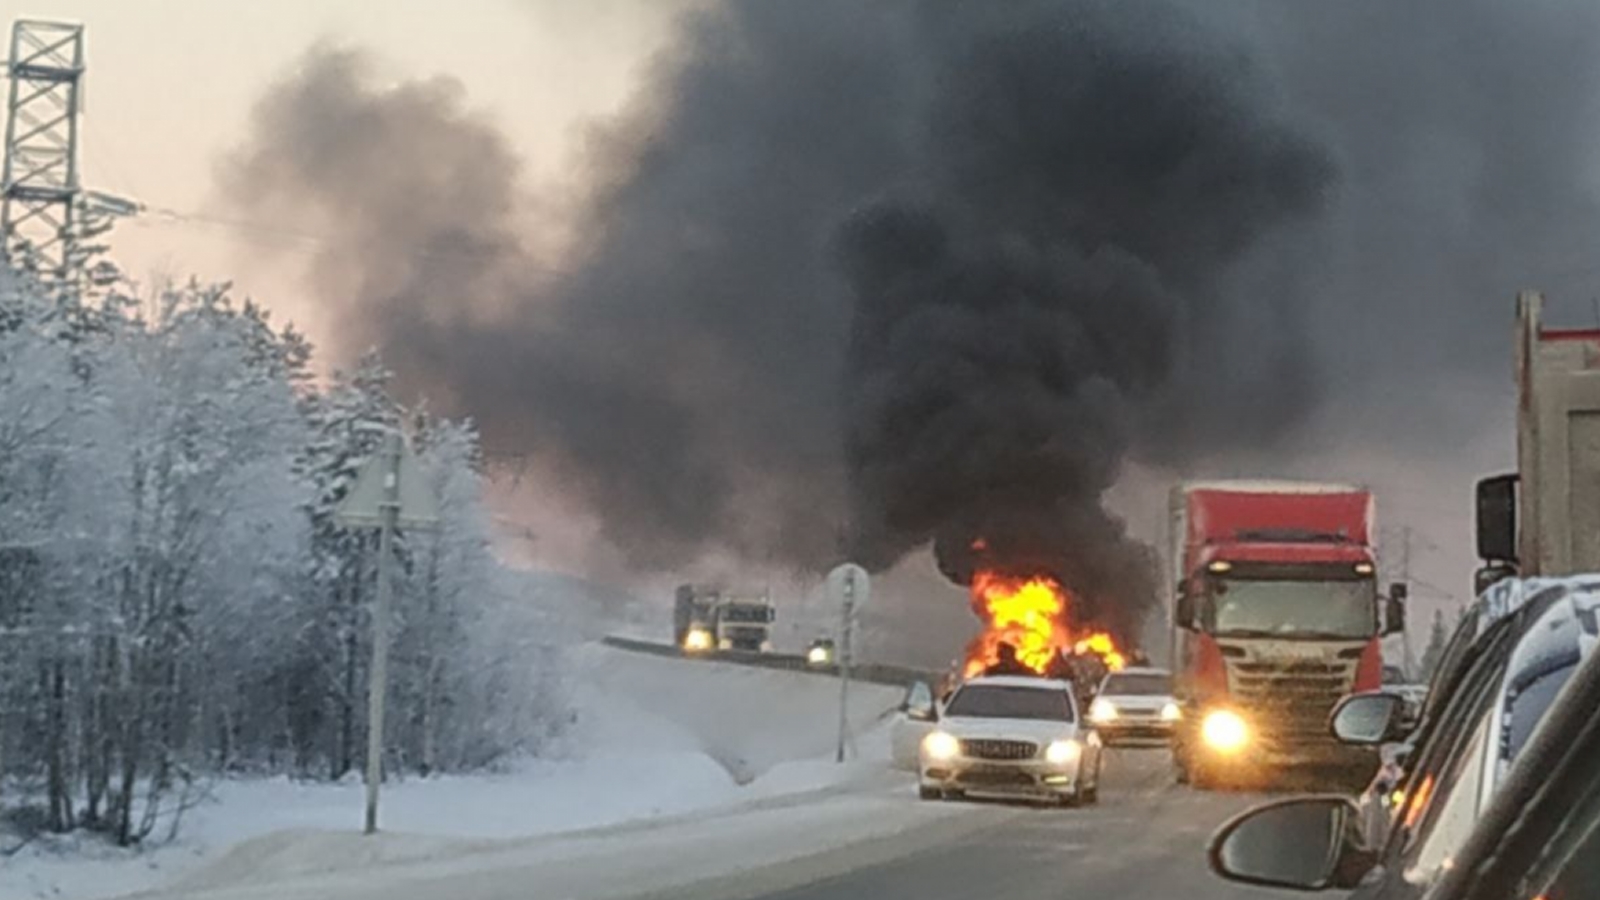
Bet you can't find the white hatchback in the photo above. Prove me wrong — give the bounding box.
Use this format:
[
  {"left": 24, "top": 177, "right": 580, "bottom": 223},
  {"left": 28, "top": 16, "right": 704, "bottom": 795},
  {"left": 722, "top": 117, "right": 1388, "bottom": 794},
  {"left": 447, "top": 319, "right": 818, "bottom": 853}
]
[{"left": 917, "top": 675, "right": 1104, "bottom": 806}]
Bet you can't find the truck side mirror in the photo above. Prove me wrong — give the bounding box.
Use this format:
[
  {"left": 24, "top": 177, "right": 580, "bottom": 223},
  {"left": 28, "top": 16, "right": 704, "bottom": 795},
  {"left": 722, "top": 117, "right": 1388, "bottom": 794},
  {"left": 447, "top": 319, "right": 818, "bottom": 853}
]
[
  {"left": 1475, "top": 473, "right": 1518, "bottom": 564},
  {"left": 1385, "top": 583, "right": 1407, "bottom": 636},
  {"left": 1174, "top": 583, "right": 1196, "bottom": 631}
]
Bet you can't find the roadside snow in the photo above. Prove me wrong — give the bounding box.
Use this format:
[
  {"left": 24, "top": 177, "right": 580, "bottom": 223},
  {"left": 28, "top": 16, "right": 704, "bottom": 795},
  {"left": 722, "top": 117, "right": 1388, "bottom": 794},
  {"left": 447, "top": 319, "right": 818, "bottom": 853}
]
[
  {"left": 3, "top": 643, "right": 916, "bottom": 900},
  {"left": 135, "top": 776, "right": 975, "bottom": 900}
]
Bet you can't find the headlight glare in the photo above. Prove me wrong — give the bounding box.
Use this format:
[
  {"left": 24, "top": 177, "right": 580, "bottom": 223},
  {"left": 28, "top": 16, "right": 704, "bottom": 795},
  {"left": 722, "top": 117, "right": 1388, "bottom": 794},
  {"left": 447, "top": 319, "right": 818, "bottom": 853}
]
[
  {"left": 1201, "top": 710, "right": 1249, "bottom": 753},
  {"left": 1089, "top": 698, "right": 1118, "bottom": 723},
  {"left": 922, "top": 731, "right": 960, "bottom": 761},
  {"left": 1045, "top": 739, "right": 1082, "bottom": 765},
  {"left": 1160, "top": 702, "right": 1182, "bottom": 722}
]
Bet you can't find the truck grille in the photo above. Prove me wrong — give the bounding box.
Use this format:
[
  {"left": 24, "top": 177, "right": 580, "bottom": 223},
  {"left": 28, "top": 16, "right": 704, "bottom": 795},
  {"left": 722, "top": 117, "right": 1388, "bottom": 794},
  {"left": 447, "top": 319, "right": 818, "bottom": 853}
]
[
  {"left": 1227, "top": 660, "right": 1354, "bottom": 741},
  {"left": 960, "top": 739, "right": 1038, "bottom": 760},
  {"left": 723, "top": 626, "right": 766, "bottom": 642}
]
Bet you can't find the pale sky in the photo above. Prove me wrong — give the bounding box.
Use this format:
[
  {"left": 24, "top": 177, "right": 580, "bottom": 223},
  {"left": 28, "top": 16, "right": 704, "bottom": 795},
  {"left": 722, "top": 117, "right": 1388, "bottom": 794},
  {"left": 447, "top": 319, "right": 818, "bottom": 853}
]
[{"left": 5, "top": 0, "right": 684, "bottom": 337}]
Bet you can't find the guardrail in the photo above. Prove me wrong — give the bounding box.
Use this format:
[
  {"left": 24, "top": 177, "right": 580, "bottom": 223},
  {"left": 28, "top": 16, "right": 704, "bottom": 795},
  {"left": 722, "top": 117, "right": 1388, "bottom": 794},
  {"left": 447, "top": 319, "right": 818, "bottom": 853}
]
[{"left": 599, "top": 635, "right": 940, "bottom": 688}]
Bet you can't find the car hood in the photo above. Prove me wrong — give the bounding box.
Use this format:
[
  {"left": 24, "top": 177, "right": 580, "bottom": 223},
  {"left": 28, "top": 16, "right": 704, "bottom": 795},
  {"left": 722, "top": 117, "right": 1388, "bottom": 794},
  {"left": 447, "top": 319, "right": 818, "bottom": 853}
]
[{"left": 937, "top": 716, "right": 1082, "bottom": 743}]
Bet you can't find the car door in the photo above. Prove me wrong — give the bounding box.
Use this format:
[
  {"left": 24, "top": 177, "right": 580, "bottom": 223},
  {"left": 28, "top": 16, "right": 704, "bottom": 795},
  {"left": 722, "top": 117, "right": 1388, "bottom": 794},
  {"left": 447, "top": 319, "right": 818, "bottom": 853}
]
[{"left": 889, "top": 680, "right": 939, "bottom": 771}]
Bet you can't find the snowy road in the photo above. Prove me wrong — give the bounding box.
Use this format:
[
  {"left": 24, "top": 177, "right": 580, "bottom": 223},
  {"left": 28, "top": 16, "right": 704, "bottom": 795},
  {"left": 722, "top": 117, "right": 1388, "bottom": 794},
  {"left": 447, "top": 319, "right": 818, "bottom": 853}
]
[
  {"left": 124, "top": 750, "right": 1277, "bottom": 900},
  {"left": 648, "top": 749, "right": 1282, "bottom": 900}
]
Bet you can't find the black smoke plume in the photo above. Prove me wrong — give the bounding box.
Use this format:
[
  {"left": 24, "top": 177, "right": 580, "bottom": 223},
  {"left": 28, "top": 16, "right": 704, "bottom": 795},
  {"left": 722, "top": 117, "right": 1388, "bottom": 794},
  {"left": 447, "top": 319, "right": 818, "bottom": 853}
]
[{"left": 218, "top": 0, "right": 1600, "bottom": 640}]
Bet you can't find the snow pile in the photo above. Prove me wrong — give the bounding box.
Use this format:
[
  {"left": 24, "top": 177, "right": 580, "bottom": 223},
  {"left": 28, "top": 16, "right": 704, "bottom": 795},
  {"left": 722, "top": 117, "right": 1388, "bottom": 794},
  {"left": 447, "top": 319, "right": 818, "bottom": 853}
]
[{"left": 2, "top": 645, "right": 907, "bottom": 900}]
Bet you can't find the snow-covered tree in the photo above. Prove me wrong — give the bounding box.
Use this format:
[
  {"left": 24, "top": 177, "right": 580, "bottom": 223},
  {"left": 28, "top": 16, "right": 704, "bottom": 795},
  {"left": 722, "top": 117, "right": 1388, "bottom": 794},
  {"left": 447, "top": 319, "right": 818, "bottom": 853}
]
[{"left": 0, "top": 263, "right": 567, "bottom": 848}]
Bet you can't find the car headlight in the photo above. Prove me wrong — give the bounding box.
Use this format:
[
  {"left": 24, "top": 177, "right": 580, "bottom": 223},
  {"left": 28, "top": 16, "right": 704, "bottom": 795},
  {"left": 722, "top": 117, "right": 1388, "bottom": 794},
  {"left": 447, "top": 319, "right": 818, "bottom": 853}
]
[
  {"left": 807, "top": 646, "right": 831, "bottom": 664},
  {"left": 1045, "top": 739, "right": 1082, "bottom": 765},
  {"left": 1089, "top": 698, "right": 1118, "bottom": 724},
  {"left": 683, "top": 628, "right": 713, "bottom": 652},
  {"left": 1160, "top": 702, "right": 1182, "bottom": 722},
  {"left": 922, "top": 731, "right": 960, "bottom": 761},
  {"left": 1201, "top": 710, "right": 1249, "bottom": 753}
]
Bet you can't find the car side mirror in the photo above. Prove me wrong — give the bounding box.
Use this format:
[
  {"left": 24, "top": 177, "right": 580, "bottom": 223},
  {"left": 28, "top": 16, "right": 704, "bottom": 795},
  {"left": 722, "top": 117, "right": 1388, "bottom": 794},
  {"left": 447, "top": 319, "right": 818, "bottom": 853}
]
[
  {"left": 1329, "top": 692, "right": 1405, "bottom": 745},
  {"left": 1385, "top": 584, "right": 1407, "bottom": 636},
  {"left": 1209, "top": 797, "right": 1373, "bottom": 891}
]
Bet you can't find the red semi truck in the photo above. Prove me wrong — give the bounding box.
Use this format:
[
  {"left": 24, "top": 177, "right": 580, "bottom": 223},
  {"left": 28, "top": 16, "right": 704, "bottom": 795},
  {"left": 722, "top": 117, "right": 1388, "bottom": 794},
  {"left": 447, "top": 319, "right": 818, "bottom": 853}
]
[{"left": 1168, "top": 481, "right": 1407, "bottom": 789}]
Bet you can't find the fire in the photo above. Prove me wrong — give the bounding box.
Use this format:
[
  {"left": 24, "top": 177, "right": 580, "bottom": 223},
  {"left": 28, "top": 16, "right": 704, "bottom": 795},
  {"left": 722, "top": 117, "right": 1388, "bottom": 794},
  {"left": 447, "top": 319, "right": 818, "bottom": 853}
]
[{"left": 961, "top": 572, "right": 1126, "bottom": 679}]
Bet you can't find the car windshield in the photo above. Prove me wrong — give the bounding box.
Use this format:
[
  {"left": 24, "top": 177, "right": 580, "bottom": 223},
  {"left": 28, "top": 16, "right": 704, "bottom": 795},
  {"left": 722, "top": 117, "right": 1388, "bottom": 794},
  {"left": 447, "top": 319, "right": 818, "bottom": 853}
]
[
  {"left": 1207, "top": 578, "right": 1375, "bottom": 639},
  {"left": 1101, "top": 673, "right": 1171, "bottom": 695},
  {"left": 944, "top": 685, "right": 1075, "bottom": 722}
]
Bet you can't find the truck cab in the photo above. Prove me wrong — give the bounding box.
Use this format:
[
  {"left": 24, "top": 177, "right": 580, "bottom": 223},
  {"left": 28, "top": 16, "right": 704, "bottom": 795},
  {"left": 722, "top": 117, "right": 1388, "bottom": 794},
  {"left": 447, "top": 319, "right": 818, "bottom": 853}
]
[
  {"left": 1169, "top": 481, "right": 1406, "bottom": 788},
  {"left": 672, "top": 584, "right": 775, "bottom": 653}
]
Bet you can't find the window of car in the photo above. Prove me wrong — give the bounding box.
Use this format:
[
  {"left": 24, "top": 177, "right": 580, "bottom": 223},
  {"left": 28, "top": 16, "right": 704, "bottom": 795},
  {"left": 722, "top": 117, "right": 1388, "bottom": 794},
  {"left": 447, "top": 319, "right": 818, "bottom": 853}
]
[
  {"left": 1403, "top": 704, "right": 1495, "bottom": 884},
  {"left": 1501, "top": 654, "right": 1579, "bottom": 764},
  {"left": 1099, "top": 672, "right": 1170, "bottom": 695},
  {"left": 1386, "top": 611, "right": 1521, "bottom": 859},
  {"left": 943, "top": 684, "right": 1074, "bottom": 721}
]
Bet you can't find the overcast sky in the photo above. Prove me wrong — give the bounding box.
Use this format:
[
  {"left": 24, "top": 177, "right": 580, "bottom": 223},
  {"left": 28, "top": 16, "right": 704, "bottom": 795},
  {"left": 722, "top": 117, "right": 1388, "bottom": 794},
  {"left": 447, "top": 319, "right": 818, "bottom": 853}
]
[{"left": 9, "top": 0, "right": 681, "bottom": 334}]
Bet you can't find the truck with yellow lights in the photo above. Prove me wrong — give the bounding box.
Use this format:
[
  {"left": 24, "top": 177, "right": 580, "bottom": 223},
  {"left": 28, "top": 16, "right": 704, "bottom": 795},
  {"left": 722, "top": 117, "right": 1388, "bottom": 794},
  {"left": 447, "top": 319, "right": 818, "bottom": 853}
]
[
  {"left": 673, "top": 584, "right": 776, "bottom": 653},
  {"left": 1167, "top": 481, "right": 1407, "bottom": 789}
]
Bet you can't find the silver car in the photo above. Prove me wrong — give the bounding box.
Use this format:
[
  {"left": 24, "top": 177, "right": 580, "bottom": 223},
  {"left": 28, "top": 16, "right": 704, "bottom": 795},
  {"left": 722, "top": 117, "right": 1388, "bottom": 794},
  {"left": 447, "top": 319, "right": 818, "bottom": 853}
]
[{"left": 1088, "top": 667, "right": 1181, "bottom": 745}]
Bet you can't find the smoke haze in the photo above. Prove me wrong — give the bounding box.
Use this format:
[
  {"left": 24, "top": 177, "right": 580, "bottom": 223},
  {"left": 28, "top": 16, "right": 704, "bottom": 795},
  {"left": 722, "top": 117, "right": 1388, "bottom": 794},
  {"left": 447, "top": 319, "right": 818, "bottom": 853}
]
[{"left": 219, "top": 0, "right": 1600, "bottom": 638}]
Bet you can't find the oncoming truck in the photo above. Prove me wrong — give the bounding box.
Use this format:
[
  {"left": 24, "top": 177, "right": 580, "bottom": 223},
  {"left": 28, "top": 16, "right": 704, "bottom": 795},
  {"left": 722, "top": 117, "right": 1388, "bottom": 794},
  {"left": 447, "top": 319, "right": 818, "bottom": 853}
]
[
  {"left": 1168, "top": 481, "right": 1406, "bottom": 789},
  {"left": 673, "top": 584, "right": 776, "bottom": 653}
]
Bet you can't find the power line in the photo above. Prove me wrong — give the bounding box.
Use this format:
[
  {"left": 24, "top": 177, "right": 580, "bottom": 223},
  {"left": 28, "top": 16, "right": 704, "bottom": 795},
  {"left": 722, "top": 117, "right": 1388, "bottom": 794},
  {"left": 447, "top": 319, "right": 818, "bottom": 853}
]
[{"left": 129, "top": 205, "right": 576, "bottom": 277}]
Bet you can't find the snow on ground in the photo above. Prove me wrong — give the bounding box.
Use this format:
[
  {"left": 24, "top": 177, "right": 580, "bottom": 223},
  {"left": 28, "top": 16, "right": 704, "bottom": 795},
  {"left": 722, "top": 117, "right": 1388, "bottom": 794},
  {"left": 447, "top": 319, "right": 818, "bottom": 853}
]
[{"left": 2, "top": 642, "right": 921, "bottom": 900}]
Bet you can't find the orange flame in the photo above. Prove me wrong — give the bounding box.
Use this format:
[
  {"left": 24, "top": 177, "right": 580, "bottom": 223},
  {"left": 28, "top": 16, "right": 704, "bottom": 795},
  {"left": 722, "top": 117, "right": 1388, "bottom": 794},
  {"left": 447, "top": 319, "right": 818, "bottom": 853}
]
[{"left": 961, "top": 572, "right": 1126, "bottom": 679}]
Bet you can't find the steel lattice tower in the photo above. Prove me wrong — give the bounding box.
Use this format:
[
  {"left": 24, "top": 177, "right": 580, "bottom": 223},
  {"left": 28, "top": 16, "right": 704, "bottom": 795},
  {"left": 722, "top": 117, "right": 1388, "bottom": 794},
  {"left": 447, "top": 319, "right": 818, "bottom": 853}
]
[{"left": 1, "top": 20, "right": 86, "bottom": 292}]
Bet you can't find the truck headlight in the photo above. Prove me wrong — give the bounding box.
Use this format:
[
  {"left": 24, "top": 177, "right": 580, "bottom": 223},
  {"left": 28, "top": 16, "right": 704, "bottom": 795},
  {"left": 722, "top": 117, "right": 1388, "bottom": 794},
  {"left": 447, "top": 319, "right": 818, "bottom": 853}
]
[
  {"left": 683, "top": 628, "right": 713, "bottom": 652},
  {"left": 1160, "top": 702, "right": 1182, "bottom": 722},
  {"left": 1045, "top": 739, "right": 1082, "bottom": 765},
  {"left": 1201, "top": 710, "right": 1249, "bottom": 753},
  {"left": 807, "top": 645, "right": 832, "bottom": 665},
  {"left": 1089, "top": 698, "right": 1118, "bottom": 724},
  {"left": 922, "top": 731, "right": 960, "bottom": 762}
]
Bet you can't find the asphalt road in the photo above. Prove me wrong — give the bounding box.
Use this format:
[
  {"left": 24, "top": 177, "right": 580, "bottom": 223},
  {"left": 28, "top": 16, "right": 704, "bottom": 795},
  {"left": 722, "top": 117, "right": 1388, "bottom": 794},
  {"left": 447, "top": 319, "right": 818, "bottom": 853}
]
[{"left": 663, "top": 748, "right": 1289, "bottom": 900}]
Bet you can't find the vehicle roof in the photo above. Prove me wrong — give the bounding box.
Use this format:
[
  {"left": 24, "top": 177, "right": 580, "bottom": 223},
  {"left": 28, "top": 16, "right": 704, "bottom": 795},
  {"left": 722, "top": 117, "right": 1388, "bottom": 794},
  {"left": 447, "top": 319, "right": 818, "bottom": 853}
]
[
  {"left": 958, "top": 675, "right": 1075, "bottom": 691},
  {"left": 1180, "top": 479, "right": 1367, "bottom": 494},
  {"left": 1474, "top": 574, "right": 1600, "bottom": 634}
]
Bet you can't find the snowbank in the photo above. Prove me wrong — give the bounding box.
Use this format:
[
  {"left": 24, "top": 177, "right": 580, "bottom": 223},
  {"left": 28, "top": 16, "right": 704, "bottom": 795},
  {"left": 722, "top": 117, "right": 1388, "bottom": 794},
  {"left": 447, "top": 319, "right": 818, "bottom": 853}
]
[{"left": 3, "top": 641, "right": 911, "bottom": 900}]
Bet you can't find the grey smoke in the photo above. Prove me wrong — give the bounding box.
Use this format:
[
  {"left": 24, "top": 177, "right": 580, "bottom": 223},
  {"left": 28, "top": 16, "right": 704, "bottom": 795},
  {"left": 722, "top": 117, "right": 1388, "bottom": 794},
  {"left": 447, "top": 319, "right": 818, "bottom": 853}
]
[{"left": 219, "top": 1, "right": 1600, "bottom": 638}]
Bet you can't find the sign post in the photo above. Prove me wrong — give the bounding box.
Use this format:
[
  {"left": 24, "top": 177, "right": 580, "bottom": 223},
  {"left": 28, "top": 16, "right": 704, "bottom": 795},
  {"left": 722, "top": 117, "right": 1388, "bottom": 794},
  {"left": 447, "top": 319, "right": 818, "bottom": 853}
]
[
  {"left": 827, "top": 563, "right": 870, "bottom": 763},
  {"left": 336, "top": 429, "right": 438, "bottom": 834}
]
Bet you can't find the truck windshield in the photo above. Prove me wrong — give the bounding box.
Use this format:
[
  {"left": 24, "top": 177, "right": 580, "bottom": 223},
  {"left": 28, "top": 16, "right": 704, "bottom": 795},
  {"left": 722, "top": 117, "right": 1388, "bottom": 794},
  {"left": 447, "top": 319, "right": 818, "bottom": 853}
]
[
  {"left": 1207, "top": 578, "right": 1375, "bottom": 639},
  {"left": 944, "top": 685, "right": 1074, "bottom": 722},
  {"left": 720, "top": 604, "right": 772, "bottom": 623}
]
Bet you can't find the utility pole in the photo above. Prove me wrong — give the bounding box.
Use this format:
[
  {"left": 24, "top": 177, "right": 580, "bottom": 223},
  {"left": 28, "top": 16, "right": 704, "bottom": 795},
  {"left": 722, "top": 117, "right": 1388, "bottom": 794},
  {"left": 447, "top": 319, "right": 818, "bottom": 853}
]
[
  {"left": 1398, "top": 525, "right": 1417, "bottom": 679},
  {"left": 1, "top": 20, "right": 136, "bottom": 299},
  {"left": 2, "top": 20, "right": 82, "bottom": 289},
  {"left": 363, "top": 432, "right": 400, "bottom": 835}
]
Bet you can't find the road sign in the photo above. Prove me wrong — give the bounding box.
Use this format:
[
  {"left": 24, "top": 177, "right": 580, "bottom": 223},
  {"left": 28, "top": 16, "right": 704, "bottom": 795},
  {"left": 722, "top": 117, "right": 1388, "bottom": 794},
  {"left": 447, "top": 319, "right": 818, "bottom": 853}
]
[
  {"left": 827, "top": 563, "right": 870, "bottom": 611},
  {"left": 335, "top": 438, "right": 439, "bottom": 529},
  {"left": 330, "top": 431, "right": 441, "bottom": 834},
  {"left": 827, "top": 562, "right": 870, "bottom": 763}
]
